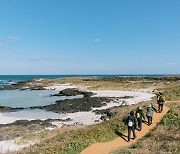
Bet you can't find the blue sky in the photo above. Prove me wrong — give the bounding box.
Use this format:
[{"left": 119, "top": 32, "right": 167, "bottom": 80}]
[{"left": 0, "top": 0, "right": 180, "bottom": 75}]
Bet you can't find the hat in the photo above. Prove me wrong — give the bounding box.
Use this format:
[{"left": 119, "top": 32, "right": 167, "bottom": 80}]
[
  {"left": 148, "top": 104, "right": 151, "bottom": 107},
  {"left": 139, "top": 107, "right": 142, "bottom": 110},
  {"left": 159, "top": 92, "right": 163, "bottom": 95}
]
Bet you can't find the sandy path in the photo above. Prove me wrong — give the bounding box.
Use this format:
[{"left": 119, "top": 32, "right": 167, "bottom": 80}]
[{"left": 81, "top": 106, "right": 169, "bottom": 154}]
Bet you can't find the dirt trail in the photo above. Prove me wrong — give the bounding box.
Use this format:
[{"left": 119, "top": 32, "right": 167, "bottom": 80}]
[{"left": 81, "top": 106, "right": 169, "bottom": 154}]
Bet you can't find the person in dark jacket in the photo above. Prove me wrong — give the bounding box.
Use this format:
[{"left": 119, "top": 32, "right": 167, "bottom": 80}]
[
  {"left": 135, "top": 107, "right": 145, "bottom": 131},
  {"left": 127, "top": 111, "right": 136, "bottom": 142},
  {"left": 146, "top": 104, "right": 155, "bottom": 126},
  {"left": 157, "top": 92, "right": 165, "bottom": 113}
]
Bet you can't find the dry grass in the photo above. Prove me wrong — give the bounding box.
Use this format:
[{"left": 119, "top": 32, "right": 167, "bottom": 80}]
[
  {"left": 26, "top": 77, "right": 180, "bottom": 91},
  {"left": 20, "top": 101, "right": 153, "bottom": 154},
  {"left": 111, "top": 101, "right": 180, "bottom": 154},
  {"left": 14, "top": 77, "right": 180, "bottom": 153}
]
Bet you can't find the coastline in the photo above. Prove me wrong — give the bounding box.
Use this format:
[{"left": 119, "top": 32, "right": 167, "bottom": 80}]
[
  {"left": 0, "top": 88, "right": 154, "bottom": 153},
  {"left": 0, "top": 84, "right": 155, "bottom": 127},
  {"left": 1, "top": 76, "right": 174, "bottom": 153}
]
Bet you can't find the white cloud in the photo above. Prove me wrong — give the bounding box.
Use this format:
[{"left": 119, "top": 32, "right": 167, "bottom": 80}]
[
  {"left": 24, "top": 56, "right": 53, "bottom": 61},
  {"left": 6, "top": 36, "right": 21, "bottom": 41},
  {"left": 93, "top": 38, "right": 101, "bottom": 42}
]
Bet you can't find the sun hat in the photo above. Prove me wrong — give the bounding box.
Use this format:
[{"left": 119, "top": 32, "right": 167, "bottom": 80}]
[{"left": 139, "top": 107, "right": 142, "bottom": 110}]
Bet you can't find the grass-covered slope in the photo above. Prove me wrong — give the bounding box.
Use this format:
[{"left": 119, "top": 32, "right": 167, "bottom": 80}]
[
  {"left": 111, "top": 86, "right": 180, "bottom": 154},
  {"left": 10, "top": 76, "right": 180, "bottom": 91},
  {"left": 20, "top": 102, "right": 150, "bottom": 154},
  {"left": 112, "top": 101, "right": 180, "bottom": 154},
  {"left": 19, "top": 77, "right": 180, "bottom": 154}
]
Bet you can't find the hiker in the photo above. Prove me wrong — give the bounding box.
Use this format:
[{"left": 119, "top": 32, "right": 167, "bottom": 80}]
[
  {"left": 157, "top": 92, "right": 165, "bottom": 113},
  {"left": 146, "top": 104, "right": 155, "bottom": 126},
  {"left": 127, "top": 111, "right": 136, "bottom": 142},
  {"left": 135, "top": 107, "right": 145, "bottom": 131}
]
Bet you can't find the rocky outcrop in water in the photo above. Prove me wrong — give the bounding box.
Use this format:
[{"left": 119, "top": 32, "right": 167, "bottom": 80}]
[
  {"left": 32, "top": 97, "right": 110, "bottom": 113},
  {"left": 0, "top": 106, "right": 24, "bottom": 113},
  {"left": 1, "top": 80, "right": 46, "bottom": 90},
  {"left": 52, "top": 88, "right": 93, "bottom": 97},
  {"left": 1, "top": 81, "right": 28, "bottom": 90}
]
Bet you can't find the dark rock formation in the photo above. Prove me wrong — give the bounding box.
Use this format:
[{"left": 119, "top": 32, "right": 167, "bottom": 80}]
[
  {"left": 1, "top": 81, "right": 28, "bottom": 90},
  {"left": 0, "top": 118, "right": 72, "bottom": 127},
  {"left": 93, "top": 109, "right": 115, "bottom": 121},
  {"left": 0, "top": 106, "right": 25, "bottom": 113},
  {"left": 32, "top": 97, "right": 110, "bottom": 113},
  {"left": 52, "top": 88, "right": 93, "bottom": 97},
  {"left": 23, "top": 86, "right": 46, "bottom": 90},
  {"left": 1, "top": 80, "right": 46, "bottom": 90},
  {"left": 0, "top": 106, "right": 12, "bottom": 112}
]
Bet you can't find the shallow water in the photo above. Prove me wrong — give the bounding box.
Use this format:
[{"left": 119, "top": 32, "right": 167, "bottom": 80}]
[
  {"left": 0, "top": 90, "right": 83, "bottom": 108},
  {"left": 0, "top": 109, "right": 67, "bottom": 124}
]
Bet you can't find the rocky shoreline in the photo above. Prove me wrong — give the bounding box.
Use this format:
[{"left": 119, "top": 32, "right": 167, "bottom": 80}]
[
  {"left": 0, "top": 80, "right": 46, "bottom": 91},
  {"left": 0, "top": 82, "right": 155, "bottom": 133},
  {"left": 0, "top": 88, "right": 132, "bottom": 114}
]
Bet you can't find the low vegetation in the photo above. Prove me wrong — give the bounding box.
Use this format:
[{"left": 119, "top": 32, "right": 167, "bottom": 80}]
[
  {"left": 11, "top": 76, "right": 180, "bottom": 153},
  {"left": 4, "top": 76, "right": 180, "bottom": 91},
  {"left": 20, "top": 102, "right": 150, "bottom": 154},
  {"left": 111, "top": 86, "right": 180, "bottom": 154}
]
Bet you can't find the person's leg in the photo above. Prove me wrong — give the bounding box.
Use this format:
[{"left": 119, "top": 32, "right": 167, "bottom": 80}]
[
  {"left": 150, "top": 116, "right": 152, "bottom": 124},
  {"left": 158, "top": 104, "right": 160, "bottom": 113},
  {"left": 137, "top": 118, "right": 140, "bottom": 130},
  {"left": 132, "top": 127, "right": 136, "bottom": 139},
  {"left": 147, "top": 116, "right": 150, "bottom": 125},
  {"left": 139, "top": 118, "right": 142, "bottom": 131},
  {"left": 159, "top": 104, "right": 162, "bottom": 113},
  {"left": 161, "top": 104, "right": 163, "bottom": 112},
  {"left": 128, "top": 127, "right": 131, "bottom": 142}
]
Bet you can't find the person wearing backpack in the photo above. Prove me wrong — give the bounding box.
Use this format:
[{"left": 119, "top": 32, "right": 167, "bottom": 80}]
[
  {"left": 146, "top": 104, "right": 155, "bottom": 126},
  {"left": 135, "top": 107, "right": 145, "bottom": 131},
  {"left": 157, "top": 92, "right": 165, "bottom": 113},
  {"left": 127, "top": 111, "right": 136, "bottom": 142}
]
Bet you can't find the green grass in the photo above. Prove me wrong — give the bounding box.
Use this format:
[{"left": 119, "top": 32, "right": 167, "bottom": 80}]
[
  {"left": 20, "top": 102, "right": 150, "bottom": 154},
  {"left": 19, "top": 77, "right": 180, "bottom": 154},
  {"left": 22, "top": 118, "right": 126, "bottom": 154},
  {"left": 161, "top": 86, "right": 180, "bottom": 101},
  {"left": 26, "top": 76, "right": 180, "bottom": 91},
  {"left": 111, "top": 101, "right": 180, "bottom": 154}
]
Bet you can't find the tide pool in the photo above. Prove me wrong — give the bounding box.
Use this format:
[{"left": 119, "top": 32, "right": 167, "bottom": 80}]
[
  {"left": 0, "top": 109, "right": 67, "bottom": 124},
  {"left": 0, "top": 90, "right": 83, "bottom": 108}
]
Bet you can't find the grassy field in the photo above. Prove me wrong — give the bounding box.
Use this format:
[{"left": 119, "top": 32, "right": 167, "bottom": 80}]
[
  {"left": 27, "top": 76, "right": 180, "bottom": 91},
  {"left": 18, "top": 76, "right": 180, "bottom": 154},
  {"left": 21, "top": 101, "right": 151, "bottom": 154},
  {"left": 111, "top": 101, "right": 180, "bottom": 154}
]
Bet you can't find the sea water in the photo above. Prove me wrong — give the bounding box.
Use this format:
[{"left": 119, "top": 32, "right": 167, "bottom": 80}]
[
  {"left": 0, "top": 74, "right": 167, "bottom": 124},
  {"left": 0, "top": 90, "right": 83, "bottom": 108},
  {"left": 0, "top": 109, "right": 67, "bottom": 124}
]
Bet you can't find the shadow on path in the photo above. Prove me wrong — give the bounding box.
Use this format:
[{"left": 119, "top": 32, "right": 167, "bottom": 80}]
[{"left": 115, "top": 130, "right": 128, "bottom": 142}]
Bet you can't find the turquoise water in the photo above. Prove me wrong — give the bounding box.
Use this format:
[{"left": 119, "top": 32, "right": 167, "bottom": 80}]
[
  {"left": 0, "top": 90, "right": 83, "bottom": 108},
  {"left": 0, "top": 74, "right": 172, "bottom": 108}
]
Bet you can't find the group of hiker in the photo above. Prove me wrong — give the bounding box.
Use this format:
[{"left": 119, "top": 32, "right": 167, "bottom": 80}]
[{"left": 127, "top": 92, "right": 165, "bottom": 142}]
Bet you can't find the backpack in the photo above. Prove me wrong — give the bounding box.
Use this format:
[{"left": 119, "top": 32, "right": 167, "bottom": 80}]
[
  {"left": 158, "top": 96, "right": 165, "bottom": 102},
  {"left": 128, "top": 116, "right": 134, "bottom": 127},
  {"left": 137, "top": 112, "right": 140, "bottom": 118}
]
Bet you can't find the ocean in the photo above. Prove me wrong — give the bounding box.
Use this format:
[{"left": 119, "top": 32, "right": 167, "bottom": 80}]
[
  {"left": 0, "top": 74, "right": 170, "bottom": 125},
  {"left": 0, "top": 90, "right": 83, "bottom": 108},
  {"left": 0, "top": 74, "right": 168, "bottom": 108},
  {"left": 0, "top": 74, "right": 166, "bottom": 86}
]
